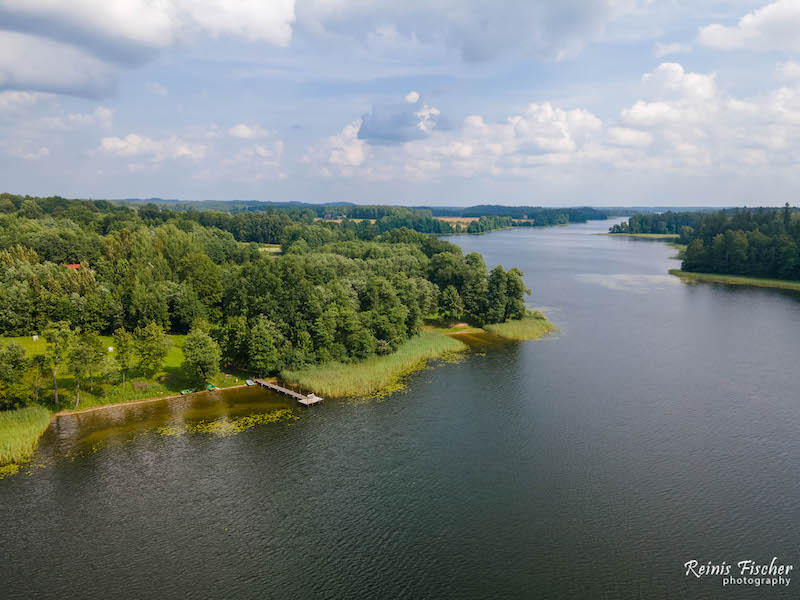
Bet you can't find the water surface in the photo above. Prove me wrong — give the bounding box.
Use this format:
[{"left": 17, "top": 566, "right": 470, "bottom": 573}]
[{"left": 3, "top": 220, "right": 800, "bottom": 599}]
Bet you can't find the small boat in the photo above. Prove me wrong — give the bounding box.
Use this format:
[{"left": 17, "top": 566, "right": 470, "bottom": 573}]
[
  {"left": 245, "top": 379, "right": 255, "bottom": 386},
  {"left": 206, "top": 384, "right": 216, "bottom": 391},
  {"left": 180, "top": 388, "right": 196, "bottom": 395}
]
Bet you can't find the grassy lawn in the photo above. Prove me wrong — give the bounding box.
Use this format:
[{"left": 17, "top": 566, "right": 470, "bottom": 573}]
[
  {"left": 2, "top": 333, "right": 248, "bottom": 412},
  {"left": 0, "top": 406, "right": 50, "bottom": 469},
  {"left": 669, "top": 270, "right": 800, "bottom": 292},
  {"left": 484, "top": 312, "right": 557, "bottom": 340},
  {"left": 281, "top": 331, "right": 467, "bottom": 398}
]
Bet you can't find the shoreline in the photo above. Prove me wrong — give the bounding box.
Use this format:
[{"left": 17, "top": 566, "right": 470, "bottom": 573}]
[
  {"left": 52, "top": 384, "right": 250, "bottom": 418},
  {"left": 669, "top": 269, "right": 800, "bottom": 292},
  {"left": 596, "top": 233, "right": 680, "bottom": 240}
]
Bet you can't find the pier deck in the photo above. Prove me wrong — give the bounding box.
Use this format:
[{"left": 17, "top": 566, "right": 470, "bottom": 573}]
[{"left": 253, "top": 379, "right": 323, "bottom": 406}]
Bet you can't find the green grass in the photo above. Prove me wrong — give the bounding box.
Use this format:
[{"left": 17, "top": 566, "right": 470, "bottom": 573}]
[
  {"left": 484, "top": 312, "right": 557, "bottom": 340},
  {"left": 2, "top": 333, "right": 248, "bottom": 413},
  {"left": 281, "top": 331, "right": 467, "bottom": 398},
  {"left": 669, "top": 270, "right": 800, "bottom": 292},
  {"left": 0, "top": 406, "right": 51, "bottom": 466},
  {"left": 601, "top": 233, "right": 680, "bottom": 239}
]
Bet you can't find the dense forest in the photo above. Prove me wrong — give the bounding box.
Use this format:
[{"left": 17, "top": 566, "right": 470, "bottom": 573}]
[
  {"left": 0, "top": 193, "right": 535, "bottom": 409},
  {"left": 119, "top": 198, "right": 607, "bottom": 230},
  {"left": 610, "top": 205, "right": 800, "bottom": 280}
]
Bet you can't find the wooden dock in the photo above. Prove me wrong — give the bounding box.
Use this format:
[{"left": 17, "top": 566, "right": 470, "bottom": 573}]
[{"left": 253, "top": 379, "right": 323, "bottom": 406}]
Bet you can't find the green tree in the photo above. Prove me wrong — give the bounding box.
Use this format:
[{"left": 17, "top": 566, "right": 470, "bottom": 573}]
[
  {"left": 99, "top": 354, "right": 120, "bottom": 400},
  {"left": 68, "top": 332, "right": 95, "bottom": 408},
  {"left": 485, "top": 265, "right": 509, "bottom": 324},
  {"left": 135, "top": 322, "right": 171, "bottom": 376},
  {"left": 438, "top": 285, "right": 464, "bottom": 322},
  {"left": 504, "top": 268, "right": 530, "bottom": 321},
  {"left": 248, "top": 317, "right": 282, "bottom": 377},
  {"left": 0, "top": 341, "right": 30, "bottom": 409},
  {"left": 182, "top": 327, "right": 221, "bottom": 383},
  {"left": 112, "top": 328, "right": 136, "bottom": 388},
  {"left": 44, "top": 321, "right": 73, "bottom": 406}
]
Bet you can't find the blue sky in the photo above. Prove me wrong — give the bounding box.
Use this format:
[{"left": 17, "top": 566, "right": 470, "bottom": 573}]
[{"left": 1, "top": 0, "right": 799, "bottom": 206}]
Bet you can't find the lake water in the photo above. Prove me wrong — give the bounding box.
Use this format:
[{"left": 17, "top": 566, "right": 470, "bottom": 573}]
[{"left": 3, "top": 220, "right": 800, "bottom": 599}]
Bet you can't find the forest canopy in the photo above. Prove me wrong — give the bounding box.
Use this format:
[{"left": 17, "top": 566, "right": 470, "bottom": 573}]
[
  {"left": 0, "top": 193, "right": 538, "bottom": 409},
  {"left": 610, "top": 205, "right": 800, "bottom": 281}
]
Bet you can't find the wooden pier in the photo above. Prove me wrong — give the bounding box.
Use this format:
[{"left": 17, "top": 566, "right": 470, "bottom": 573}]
[{"left": 253, "top": 379, "right": 323, "bottom": 406}]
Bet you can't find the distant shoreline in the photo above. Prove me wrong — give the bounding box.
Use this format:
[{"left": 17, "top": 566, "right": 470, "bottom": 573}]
[{"left": 669, "top": 270, "right": 800, "bottom": 292}]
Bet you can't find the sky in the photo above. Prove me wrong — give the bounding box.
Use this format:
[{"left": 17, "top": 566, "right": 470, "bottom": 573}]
[{"left": 1, "top": 0, "right": 799, "bottom": 207}]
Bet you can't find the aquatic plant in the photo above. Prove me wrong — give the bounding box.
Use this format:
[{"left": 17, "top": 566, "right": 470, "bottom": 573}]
[
  {"left": 0, "top": 406, "right": 51, "bottom": 466},
  {"left": 281, "top": 332, "right": 467, "bottom": 398},
  {"left": 483, "top": 313, "right": 557, "bottom": 341}
]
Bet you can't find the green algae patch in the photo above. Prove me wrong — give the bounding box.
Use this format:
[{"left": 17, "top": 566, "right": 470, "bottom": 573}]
[
  {"left": 483, "top": 312, "right": 557, "bottom": 341},
  {"left": 158, "top": 409, "right": 297, "bottom": 438},
  {"left": 281, "top": 332, "right": 467, "bottom": 398}
]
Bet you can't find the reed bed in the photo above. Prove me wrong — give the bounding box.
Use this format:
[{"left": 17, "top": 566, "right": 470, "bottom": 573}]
[
  {"left": 484, "top": 313, "right": 557, "bottom": 341},
  {"left": 0, "top": 406, "right": 51, "bottom": 465},
  {"left": 281, "top": 332, "right": 466, "bottom": 398}
]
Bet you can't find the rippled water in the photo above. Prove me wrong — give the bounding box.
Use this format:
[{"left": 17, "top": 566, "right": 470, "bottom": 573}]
[{"left": 3, "top": 220, "right": 800, "bottom": 599}]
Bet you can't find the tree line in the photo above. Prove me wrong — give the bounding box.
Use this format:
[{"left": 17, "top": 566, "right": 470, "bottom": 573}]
[
  {"left": 611, "top": 205, "right": 800, "bottom": 280},
  {"left": 0, "top": 194, "right": 535, "bottom": 410}
]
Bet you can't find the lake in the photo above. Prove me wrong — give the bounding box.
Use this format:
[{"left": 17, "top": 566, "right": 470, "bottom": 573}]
[{"left": 3, "top": 220, "right": 800, "bottom": 599}]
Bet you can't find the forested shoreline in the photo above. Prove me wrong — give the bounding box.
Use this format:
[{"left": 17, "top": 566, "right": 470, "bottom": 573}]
[
  {"left": 610, "top": 205, "right": 800, "bottom": 281},
  {"left": 0, "top": 193, "right": 548, "bottom": 418}
]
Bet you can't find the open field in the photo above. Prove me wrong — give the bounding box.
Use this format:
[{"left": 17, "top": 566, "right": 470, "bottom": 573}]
[
  {"left": 484, "top": 312, "right": 557, "bottom": 341},
  {"left": 434, "top": 216, "right": 478, "bottom": 224},
  {"left": 280, "top": 331, "right": 467, "bottom": 398},
  {"left": 0, "top": 406, "right": 51, "bottom": 468},
  {"left": 669, "top": 270, "right": 800, "bottom": 292}
]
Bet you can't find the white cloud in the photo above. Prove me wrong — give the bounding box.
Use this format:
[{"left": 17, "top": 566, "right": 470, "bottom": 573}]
[
  {"left": 0, "top": 0, "right": 295, "bottom": 96},
  {"left": 213, "top": 141, "right": 285, "bottom": 181},
  {"left": 101, "top": 133, "right": 207, "bottom": 162},
  {"left": 145, "top": 81, "right": 168, "bottom": 96},
  {"left": 0, "top": 31, "right": 115, "bottom": 96},
  {"left": 305, "top": 62, "right": 800, "bottom": 181},
  {"left": 654, "top": 42, "right": 692, "bottom": 57},
  {"left": 297, "top": 0, "right": 644, "bottom": 62},
  {"left": 607, "top": 127, "right": 653, "bottom": 147},
  {"left": 405, "top": 90, "right": 420, "bottom": 103},
  {"left": 229, "top": 123, "right": 270, "bottom": 139},
  {"left": 40, "top": 106, "right": 113, "bottom": 130},
  {"left": 776, "top": 61, "right": 800, "bottom": 81},
  {"left": 0, "top": 90, "right": 49, "bottom": 112},
  {"left": 698, "top": 0, "right": 800, "bottom": 52}
]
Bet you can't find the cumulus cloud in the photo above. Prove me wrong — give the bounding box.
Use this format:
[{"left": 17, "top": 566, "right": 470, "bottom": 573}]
[
  {"left": 776, "top": 61, "right": 800, "bottom": 81},
  {"left": 357, "top": 93, "right": 441, "bottom": 144},
  {"left": 0, "top": 90, "right": 49, "bottom": 112},
  {"left": 306, "top": 62, "right": 800, "bottom": 181},
  {"left": 296, "top": 0, "right": 643, "bottom": 62},
  {"left": 698, "top": 0, "right": 800, "bottom": 52},
  {"left": 0, "top": 31, "right": 115, "bottom": 96},
  {"left": 0, "top": 0, "right": 295, "bottom": 96},
  {"left": 229, "top": 123, "right": 270, "bottom": 139},
  {"left": 101, "top": 133, "right": 207, "bottom": 162},
  {"left": 654, "top": 42, "right": 692, "bottom": 57}
]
